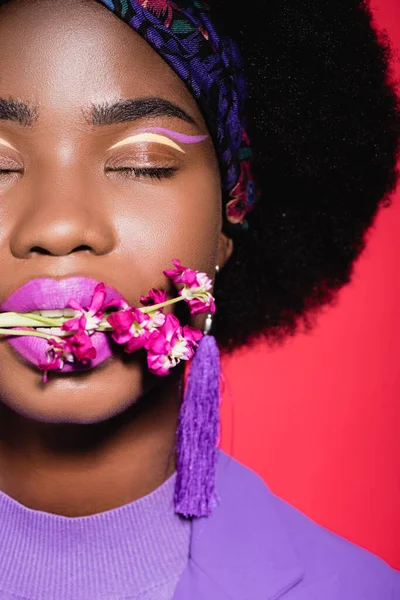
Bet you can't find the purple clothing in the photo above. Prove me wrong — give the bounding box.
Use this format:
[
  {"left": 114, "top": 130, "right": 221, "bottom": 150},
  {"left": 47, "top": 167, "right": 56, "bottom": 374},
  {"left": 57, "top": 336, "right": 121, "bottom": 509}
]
[
  {"left": 0, "top": 471, "right": 191, "bottom": 600},
  {"left": 0, "top": 450, "right": 398, "bottom": 599},
  {"left": 174, "top": 451, "right": 400, "bottom": 599}
]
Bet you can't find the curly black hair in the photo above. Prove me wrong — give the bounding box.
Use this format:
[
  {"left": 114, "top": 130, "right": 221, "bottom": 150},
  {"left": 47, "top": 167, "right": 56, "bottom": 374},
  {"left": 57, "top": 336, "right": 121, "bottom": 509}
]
[{"left": 210, "top": 0, "right": 400, "bottom": 352}]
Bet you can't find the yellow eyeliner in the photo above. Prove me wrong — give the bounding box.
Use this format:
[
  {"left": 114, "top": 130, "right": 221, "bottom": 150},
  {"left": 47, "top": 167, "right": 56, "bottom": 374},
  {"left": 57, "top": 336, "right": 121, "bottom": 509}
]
[
  {"left": 0, "top": 138, "right": 17, "bottom": 151},
  {"left": 109, "top": 133, "right": 185, "bottom": 153}
]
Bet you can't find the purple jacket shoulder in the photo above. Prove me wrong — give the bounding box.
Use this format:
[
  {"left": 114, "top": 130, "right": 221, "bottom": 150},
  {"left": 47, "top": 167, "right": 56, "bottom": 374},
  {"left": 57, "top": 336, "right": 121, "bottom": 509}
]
[
  {"left": 173, "top": 451, "right": 400, "bottom": 600},
  {"left": 271, "top": 478, "right": 400, "bottom": 599}
]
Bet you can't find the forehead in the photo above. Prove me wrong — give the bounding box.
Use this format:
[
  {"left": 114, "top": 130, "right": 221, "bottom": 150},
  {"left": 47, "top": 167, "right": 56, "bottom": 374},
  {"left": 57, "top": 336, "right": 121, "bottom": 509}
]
[{"left": 0, "top": 0, "right": 202, "bottom": 122}]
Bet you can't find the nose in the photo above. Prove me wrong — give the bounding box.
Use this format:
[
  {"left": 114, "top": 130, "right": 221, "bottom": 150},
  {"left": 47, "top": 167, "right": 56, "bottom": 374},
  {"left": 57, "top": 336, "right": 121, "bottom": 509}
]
[{"left": 9, "top": 172, "right": 116, "bottom": 259}]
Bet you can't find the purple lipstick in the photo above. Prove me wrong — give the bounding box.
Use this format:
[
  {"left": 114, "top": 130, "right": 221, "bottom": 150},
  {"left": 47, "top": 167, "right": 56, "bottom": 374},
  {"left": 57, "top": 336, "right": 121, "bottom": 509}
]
[{"left": 0, "top": 277, "right": 128, "bottom": 372}]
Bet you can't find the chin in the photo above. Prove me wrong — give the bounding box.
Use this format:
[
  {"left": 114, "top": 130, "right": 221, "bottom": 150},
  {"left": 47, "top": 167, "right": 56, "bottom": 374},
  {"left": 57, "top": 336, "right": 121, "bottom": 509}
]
[{"left": 0, "top": 346, "right": 147, "bottom": 424}]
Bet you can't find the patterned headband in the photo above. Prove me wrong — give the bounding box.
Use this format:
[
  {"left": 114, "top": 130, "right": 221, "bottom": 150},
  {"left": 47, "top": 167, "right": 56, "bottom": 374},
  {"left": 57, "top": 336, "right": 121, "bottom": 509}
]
[{"left": 98, "top": 0, "right": 258, "bottom": 228}]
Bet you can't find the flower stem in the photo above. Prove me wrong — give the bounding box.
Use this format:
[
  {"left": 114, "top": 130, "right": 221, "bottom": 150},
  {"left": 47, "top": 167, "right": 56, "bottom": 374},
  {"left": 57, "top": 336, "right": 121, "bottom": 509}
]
[
  {"left": 0, "top": 295, "right": 184, "bottom": 333},
  {"left": 0, "top": 313, "right": 51, "bottom": 327},
  {"left": 138, "top": 296, "right": 183, "bottom": 314},
  {"left": 0, "top": 328, "right": 63, "bottom": 341},
  {"left": 97, "top": 323, "right": 113, "bottom": 331},
  {"left": 0, "top": 312, "right": 66, "bottom": 328},
  {"left": 22, "top": 313, "right": 66, "bottom": 326}
]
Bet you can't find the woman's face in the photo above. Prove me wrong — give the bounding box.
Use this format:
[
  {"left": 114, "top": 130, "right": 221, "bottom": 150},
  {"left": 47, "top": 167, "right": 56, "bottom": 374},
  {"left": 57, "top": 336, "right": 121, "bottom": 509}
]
[{"left": 0, "top": 0, "right": 225, "bottom": 423}]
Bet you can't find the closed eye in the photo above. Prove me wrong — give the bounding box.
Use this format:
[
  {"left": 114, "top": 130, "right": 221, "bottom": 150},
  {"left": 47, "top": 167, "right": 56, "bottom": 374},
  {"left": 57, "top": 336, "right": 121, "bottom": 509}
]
[{"left": 105, "top": 166, "right": 178, "bottom": 180}]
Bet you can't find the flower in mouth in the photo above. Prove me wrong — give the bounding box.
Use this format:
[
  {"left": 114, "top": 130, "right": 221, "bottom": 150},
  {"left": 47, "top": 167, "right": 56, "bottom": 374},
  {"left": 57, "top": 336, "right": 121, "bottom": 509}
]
[
  {"left": 38, "top": 338, "right": 74, "bottom": 383},
  {"left": 62, "top": 282, "right": 107, "bottom": 335},
  {"left": 0, "top": 259, "right": 216, "bottom": 381},
  {"left": 38, "top": 328, "right": 97, "bottom": 382},
  {"left": 65, "top": 329, "right": 97, "bottom": 364},
  {"left": 49, "top": 282, "right": 109, "bottom": 366}
]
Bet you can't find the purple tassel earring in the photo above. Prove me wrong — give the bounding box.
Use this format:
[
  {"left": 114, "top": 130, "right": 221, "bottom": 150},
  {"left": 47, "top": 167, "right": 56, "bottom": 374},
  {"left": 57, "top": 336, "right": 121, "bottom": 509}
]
[{"left": 174, "top": 281, "right": 221, "bottom": 518}]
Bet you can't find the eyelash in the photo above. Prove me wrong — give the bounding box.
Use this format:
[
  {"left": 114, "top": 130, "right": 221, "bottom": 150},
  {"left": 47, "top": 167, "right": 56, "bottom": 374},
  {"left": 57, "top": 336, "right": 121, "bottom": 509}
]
[
  {"left": 106, "top": 167, "right": 178, "bottom": 180},
  {"left": 0, "top": 167, "right": 177, "bottom": 181},
  {"left": 0, "top": 169, "right": 24, "bottom": 184}
]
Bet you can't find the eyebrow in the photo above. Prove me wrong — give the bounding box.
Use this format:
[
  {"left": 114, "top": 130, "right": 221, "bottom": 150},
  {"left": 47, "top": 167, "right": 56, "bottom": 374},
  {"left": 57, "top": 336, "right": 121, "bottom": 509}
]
[
  {"left": 89, "top": 97, "right": 200, "bottom": 129},
  {"left": 0, "top": 98, "right": 37, "bottom": 126},
  {"left": 0, "top": 96, "right": 199, "bottom": 130}
]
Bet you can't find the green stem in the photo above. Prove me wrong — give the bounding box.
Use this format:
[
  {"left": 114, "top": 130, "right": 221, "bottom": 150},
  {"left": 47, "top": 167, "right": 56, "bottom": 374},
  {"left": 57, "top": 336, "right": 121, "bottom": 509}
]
[
  {"left": 0, "top": 312, "right": 66, "bottom": 328},
  {"left": 0, "top": 328, "right": 63, "bottom": 341},
  {"left": 0, "top": 295, "right": 185, "bottom": 333},
  {"left": 138, "top": 296, "right": 183, "bottom": 314},
  {"left": 22, "top": 313, "right": 66, "bottom": 326},
  {"left": 97, "top": 324, "right": 113, "bottom": 331},
  {"left": 0, "top": 313, "right": 47, "bottom": 327}
]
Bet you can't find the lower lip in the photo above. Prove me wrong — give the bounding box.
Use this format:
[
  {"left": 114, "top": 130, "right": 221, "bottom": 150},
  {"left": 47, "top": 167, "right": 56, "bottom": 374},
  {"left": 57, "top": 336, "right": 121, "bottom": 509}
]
[{"left": 7, "top": 331, "right": 114, "bottom": 373}]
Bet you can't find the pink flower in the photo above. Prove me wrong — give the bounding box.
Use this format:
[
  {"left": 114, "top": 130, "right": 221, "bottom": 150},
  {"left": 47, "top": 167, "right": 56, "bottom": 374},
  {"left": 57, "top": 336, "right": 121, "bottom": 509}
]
[
  {"left": 39, "top": 352, "right": 64, "bottom": 382},
  {"left": 186, "top": 296, "right": 215, "bottom": 315},
  {"left": 103, "top": 297, "right": 130, "bottom": 311},
  {"left": 146, "top": 313, "right": 202, "bottom": 376},
  {"left": 107, "top": 307, "right": 165, "bottom": 353},
  {"left": 163, "top": 259, "right": 199, "bottom": 287},
  {"left": 107, "top": 308, "right": 137, "bottom": 345},
  {"left": 56, "top": 283, "right": 109, "bottom": 364},
  {"left": 62, "top": 313, "right": 86, "bottom": 334},
  {"left": 179, "top": 272, "right": 216, "bottom": 315},
  {"left": 63, "top": 283, "right": 107, "bottom": 335},
  {"left": 66, "top": 329, "right": 97, "bottom": 364},
  {"left": 36, "top": 263, "right": 208, "bottom": 381},
  {"left": 39, "top": 328, "right": 97, "bottom": 382},
  {"left": 38, "top": 338, "right": 74, "bottom": 382},
  {"left": 140, "top": 288, "right": 167, "bottom": 307},
  {"left": 60, "top": 321, "right": 97, "bottom": 364},
  {"left": 147, "top": 309, "right": 166, "bottom": 330},
  {"left": 182, "top": 325, "right": 203, "bottom": 347},
  {"left": 163, "top": 259, "right": 216, "bottom": 315}
]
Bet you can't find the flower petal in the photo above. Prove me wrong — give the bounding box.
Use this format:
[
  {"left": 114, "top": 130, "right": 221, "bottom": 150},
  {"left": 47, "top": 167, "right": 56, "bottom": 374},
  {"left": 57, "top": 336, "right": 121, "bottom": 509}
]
[{"left": 89, "top": 283, "right": 107, "bottom": 315}]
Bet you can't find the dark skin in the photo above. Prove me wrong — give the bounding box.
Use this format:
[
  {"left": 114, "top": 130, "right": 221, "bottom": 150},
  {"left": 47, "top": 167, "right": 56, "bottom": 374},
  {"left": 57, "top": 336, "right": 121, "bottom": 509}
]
[{"left": 0, "top": 0, "right": 234, "bottom": 516}]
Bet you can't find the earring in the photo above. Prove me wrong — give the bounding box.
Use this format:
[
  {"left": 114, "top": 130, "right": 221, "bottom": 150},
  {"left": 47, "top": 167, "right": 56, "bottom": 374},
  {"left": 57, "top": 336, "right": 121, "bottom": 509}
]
[
  {"left": 174, "top": 263, "right": 221, "bottom": 518},
  {"left": 203, "top": 313, "right": 213, "bottom": 335},
  {"left": 203, "top": 265, "right": 219, "bottom": 335}
]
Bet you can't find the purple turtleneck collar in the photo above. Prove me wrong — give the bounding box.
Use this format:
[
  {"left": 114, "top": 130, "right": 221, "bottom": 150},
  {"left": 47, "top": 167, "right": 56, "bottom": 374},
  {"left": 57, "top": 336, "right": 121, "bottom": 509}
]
[{"left": 0, "top": 471, "right": 191, "bottom": 600}]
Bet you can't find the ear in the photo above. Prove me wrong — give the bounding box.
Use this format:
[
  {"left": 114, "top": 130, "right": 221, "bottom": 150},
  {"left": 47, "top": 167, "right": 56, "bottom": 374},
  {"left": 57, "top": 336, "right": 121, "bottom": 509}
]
[{"left": 217, "top": 231, "right": 234, "bottom": 270}]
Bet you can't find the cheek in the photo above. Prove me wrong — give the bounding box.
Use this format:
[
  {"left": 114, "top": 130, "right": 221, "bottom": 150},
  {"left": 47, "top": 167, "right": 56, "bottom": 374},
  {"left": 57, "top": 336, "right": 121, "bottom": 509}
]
[{"left": 114, "top": 167, "right": 222, "bottom": 280}]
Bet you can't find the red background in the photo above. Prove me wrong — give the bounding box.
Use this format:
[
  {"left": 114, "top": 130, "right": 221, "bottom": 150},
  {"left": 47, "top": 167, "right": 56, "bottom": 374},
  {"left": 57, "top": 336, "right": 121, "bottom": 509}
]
[{"left": 220, "top": 0, "right": 400, "bottom": 570}]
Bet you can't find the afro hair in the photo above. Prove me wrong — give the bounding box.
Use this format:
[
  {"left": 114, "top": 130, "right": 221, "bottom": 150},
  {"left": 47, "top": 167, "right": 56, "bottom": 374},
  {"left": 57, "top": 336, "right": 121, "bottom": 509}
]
[{"left": 210, "top": 0, "right": 400, "bottom": 352}]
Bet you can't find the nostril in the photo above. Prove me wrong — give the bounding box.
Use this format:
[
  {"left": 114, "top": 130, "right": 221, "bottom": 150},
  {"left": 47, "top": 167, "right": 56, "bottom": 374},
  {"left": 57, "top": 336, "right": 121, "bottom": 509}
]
[
  {"left": 69, "top": 245, "right": 93, "bottom": 254},
  {"left": 29, "top": 244, "right": 93, "bottom": 256},
  {"left": 30, "top": 246, "right": 53, "bottom": 256}
]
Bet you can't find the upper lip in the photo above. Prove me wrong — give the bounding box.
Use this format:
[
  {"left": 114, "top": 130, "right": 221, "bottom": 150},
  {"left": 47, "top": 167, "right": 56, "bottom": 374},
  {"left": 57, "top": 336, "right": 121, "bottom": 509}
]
[{"left": 0, "top": 277, "right": 127, "bottom": 313}]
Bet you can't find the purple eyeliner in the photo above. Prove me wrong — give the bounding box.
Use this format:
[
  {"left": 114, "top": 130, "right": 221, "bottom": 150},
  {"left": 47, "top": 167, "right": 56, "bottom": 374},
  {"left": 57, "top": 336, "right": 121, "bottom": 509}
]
[{"left": 137, "top": 127, "right": 208, "bottom": 144}]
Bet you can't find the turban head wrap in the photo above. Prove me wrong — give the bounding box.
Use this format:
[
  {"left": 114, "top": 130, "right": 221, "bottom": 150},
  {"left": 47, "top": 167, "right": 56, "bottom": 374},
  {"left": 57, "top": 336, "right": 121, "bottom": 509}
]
[{"left": 98, "top": 0, "right": 258, "bottom": 229}]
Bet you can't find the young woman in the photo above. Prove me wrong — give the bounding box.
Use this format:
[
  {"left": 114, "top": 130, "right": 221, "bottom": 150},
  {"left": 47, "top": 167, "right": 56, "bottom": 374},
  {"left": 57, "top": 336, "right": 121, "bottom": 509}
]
[{"left": 0, "top": 0, "right": 398, "bottom": 598}]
